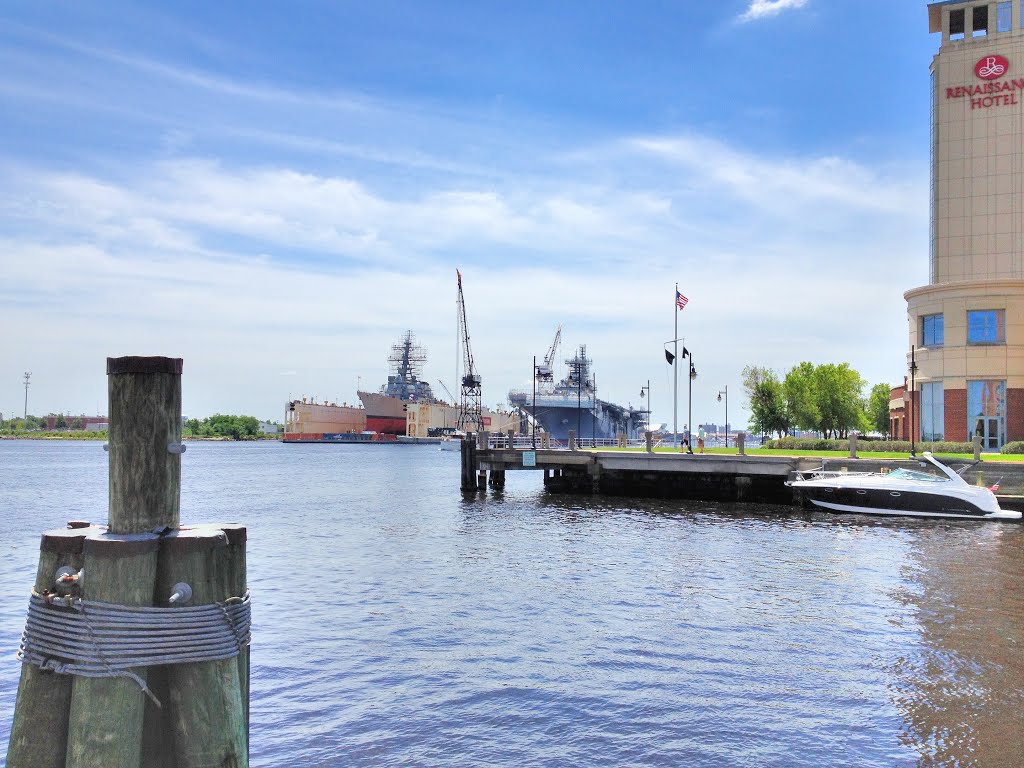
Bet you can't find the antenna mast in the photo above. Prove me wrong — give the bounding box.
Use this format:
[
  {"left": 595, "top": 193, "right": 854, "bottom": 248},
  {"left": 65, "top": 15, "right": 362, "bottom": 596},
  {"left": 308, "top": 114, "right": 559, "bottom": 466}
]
[
  {"left": 455, "top": 270, "right": 483, "bottom": 431},
  {"left": 23, "top": 371, "right": 31, "bottom": 420}
]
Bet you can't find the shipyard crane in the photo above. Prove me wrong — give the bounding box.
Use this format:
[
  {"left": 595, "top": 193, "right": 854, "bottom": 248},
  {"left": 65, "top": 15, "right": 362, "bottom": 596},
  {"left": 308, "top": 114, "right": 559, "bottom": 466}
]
[
  {"left": 456, "top": 269, "right": 484, "bottom": 431},
  {"left": 535, "top": 325, "right": 562, "bottom": 385},
  {"left": 437, "top": 379, "right": 458, "bottom": 405}
]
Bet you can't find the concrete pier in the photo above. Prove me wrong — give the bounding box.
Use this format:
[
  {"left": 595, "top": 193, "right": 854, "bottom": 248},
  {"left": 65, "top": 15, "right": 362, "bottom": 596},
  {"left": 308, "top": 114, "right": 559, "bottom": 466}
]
[{"left": 474, "top": 447, "right": 1024, "bottom": 510}]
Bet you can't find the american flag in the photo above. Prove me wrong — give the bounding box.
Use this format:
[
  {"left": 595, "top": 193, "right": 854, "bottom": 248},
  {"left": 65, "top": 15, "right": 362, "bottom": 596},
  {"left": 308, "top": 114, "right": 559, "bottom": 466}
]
[{"left": 676, "top": 291, "right": 689, "bottom": 311}]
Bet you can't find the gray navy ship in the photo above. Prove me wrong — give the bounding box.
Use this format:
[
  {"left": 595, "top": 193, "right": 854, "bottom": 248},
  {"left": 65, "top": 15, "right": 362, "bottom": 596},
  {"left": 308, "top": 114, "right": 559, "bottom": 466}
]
[{"left": 508, "top": 334, "right": 646, "bottom": 442}]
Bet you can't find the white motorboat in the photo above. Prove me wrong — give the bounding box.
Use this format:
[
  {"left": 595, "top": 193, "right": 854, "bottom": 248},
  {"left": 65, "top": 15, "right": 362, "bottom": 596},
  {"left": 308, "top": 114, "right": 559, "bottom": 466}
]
[
  {"left": 786, "top": 452, "right": 1021, "bottom": 521},
  {"left": 438, "top": 431, "right": 466, "bottom": 452}
]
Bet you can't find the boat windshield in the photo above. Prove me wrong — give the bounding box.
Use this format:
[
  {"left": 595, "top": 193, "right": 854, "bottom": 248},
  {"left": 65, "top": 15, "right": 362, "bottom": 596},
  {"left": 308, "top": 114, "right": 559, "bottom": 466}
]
[{"left": 887, "top": 468, "right": 947, "bottom": 483}]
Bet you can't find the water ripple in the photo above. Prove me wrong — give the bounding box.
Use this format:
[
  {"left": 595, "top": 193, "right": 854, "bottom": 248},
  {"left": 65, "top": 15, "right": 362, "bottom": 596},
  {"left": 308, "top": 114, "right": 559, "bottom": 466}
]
[{"left": 2, "top": 441, "right": 1023, "bottom": 767}]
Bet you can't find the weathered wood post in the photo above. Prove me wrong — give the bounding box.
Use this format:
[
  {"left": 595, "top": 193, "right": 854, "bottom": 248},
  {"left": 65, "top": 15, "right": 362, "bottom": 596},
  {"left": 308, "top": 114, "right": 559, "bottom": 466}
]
[
  {"left": 737, "top": 432, "right": 746, "bottom": 456},
  {"left": 66, "top": 533, "right": 161, "bottom": 768},
  {"left": 8, "top": 356, "right": 250, "bottom": 768},
  {"left": 569, "top": 430, "right": 577, "bottom": 452},
  {"left": 157, "top": 530, "right": 246, "bottom": 766},
  {"left": 460, "top": 433, "right": 478, "bottom": 492},
  {"left": 645, "top": 431, "right": 653, "bottom": 453},
  {"left": 65, "top": 356, "right": 183, "bottom": 768},
  {"left": 476, "top": 431, "right": 489, "bottom": 489},
  {"left": 973, "top": 434, "right": 982, "bottom": 460},
  {"left": 7, "top": 524, "right": 104, "bottom": 768},
  {"left": 848, "top": 433, "right": 859, "bottom": 459}
]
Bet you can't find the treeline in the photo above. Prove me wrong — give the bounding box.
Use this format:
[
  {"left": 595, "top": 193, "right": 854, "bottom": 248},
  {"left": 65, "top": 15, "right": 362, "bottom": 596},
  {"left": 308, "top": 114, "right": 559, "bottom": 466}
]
[
  {"left": 1, "top": 415, "right": 50, "bottom": 432},
  {"left": 1, "top": 414, "right": 280, "bottom": 440},
  {"left": 185, "top": 415, "right": 277, "bottom": 440},
  {"left": 743, "top": 363, "right": 891, "bottom": 439}
]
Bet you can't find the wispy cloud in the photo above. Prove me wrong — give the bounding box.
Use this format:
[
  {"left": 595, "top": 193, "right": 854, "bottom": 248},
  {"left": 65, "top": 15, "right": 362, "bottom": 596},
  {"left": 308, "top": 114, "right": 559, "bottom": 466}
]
[
  {"left": 738, "top": 0, "right": 810, "bottom": 23},
  {"left": 0, "top": 13, "right": 926, "bottom": 423}
]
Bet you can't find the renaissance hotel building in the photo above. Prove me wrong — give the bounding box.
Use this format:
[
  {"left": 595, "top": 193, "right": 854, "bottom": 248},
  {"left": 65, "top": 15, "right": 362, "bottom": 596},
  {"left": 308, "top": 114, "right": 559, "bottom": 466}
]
[{"left": 905, "top": 1, "right": 1024, "bottom": 448}]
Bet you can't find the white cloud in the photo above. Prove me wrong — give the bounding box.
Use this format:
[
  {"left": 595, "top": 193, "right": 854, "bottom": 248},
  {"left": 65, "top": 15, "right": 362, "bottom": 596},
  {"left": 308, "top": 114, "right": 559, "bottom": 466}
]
[
  {"left": 739, "top": 0, "right": 810, "bottom": 23},
  {"left": 0, "top": 125, "right": 926, "bottom": 426},
  {"left": 0, "top": 27, "right": 926, "bottom": 426}
]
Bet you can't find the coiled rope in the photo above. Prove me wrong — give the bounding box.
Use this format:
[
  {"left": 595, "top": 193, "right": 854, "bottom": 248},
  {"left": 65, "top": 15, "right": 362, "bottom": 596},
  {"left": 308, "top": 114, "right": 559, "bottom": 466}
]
[{"left": 17, "top": 590, "right": 251, "bottom": 707}]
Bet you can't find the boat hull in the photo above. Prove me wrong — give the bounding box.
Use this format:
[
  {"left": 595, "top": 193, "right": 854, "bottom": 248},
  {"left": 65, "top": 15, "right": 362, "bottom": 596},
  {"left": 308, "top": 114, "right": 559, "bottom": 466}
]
[{"left": 792, "top": 482, "right": 1020, "bottom": 520}]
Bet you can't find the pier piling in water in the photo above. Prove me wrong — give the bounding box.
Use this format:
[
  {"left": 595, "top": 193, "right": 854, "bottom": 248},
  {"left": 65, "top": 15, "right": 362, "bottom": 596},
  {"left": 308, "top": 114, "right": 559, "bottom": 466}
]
[{"left": 6, "top": 357, "right": 250, "bottom": 768}]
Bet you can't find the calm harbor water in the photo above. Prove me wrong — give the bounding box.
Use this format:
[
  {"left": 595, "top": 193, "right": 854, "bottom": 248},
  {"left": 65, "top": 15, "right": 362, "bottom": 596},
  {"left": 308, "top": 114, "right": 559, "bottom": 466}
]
[{"left": 2, "top": 439, "right": 1023, "bottom": 767}]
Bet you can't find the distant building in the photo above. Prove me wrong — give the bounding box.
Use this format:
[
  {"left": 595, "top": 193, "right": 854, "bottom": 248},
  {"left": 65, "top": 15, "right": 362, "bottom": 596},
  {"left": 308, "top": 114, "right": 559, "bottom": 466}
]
[
  {"left": 903, "top": 2, "right": 1024, "bottom": 449},
  {"left": 258, "top": 421, "right": 281, "bottom": 435},
  {"left": 45, "top": 414, "right": 109, "bottom": 431}
]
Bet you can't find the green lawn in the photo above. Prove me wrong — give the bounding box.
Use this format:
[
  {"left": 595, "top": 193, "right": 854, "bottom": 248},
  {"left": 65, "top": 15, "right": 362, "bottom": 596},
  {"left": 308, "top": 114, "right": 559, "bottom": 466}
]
[{"left": 590, "top": 446, "right": 1024, "bottom": 461}]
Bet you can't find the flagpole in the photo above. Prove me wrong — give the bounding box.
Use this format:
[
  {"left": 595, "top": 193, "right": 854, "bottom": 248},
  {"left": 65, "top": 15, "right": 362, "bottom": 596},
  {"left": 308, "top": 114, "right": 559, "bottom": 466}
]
[{"left": 673, "top": 282, "right": 679, "bottom": 449}]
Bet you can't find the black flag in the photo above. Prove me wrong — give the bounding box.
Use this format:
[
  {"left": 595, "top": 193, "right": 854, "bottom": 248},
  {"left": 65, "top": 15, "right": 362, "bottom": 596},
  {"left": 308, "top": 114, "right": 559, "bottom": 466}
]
[{"left": 665, "top": 349, "right": 675, "bottom": 365}]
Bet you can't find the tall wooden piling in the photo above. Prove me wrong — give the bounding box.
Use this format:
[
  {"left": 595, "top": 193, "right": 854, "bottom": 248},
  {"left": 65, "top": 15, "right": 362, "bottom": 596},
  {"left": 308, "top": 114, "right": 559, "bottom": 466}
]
[
  {"left": 6, "top": 524, "right": 103, "bottom": 768},
  {"left": 66, "top": 357, "right": 184, "bottom": 767},
  {"left": 107, "top": 356, "right": 183, "bottom": 533},
  {"left": 461, "top": 433, "right": 478, "bottom": 492},
  {"left": 9, "top": 355, "right": 249, "bottom": 768}
]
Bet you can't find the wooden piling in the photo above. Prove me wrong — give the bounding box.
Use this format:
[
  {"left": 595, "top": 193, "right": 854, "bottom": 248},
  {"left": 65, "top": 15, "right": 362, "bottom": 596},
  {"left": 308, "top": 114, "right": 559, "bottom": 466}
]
[
  {"left": 6, "top": 524, "right": 103, "bottom": 768},
  {"left": 156, "top": 530, "right": 247, "bottom": 768},
  {"left": 106, "top": 356, "right": 183, "bottom": 534},
  {"left": 65, "top": 533, "right": 161, "bottom": 768},
  {"left": 461, "top": 434, "right": 478, "bottom": 492},
  {"left": 66, "top": 357, "right": 183, "bottom": 767},
  {"left": 213, "top": 523, "right": 250, "bottom": 746}
]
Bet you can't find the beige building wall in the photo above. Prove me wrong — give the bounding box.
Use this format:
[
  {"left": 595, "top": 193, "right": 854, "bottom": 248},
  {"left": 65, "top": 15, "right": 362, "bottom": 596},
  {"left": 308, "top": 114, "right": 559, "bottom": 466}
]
[
  {"left": 905, "top": 1, "right": 1024, "bottom": 445},
  {"left": 405, "top": 402, "right": 521, "bottom": 437}
]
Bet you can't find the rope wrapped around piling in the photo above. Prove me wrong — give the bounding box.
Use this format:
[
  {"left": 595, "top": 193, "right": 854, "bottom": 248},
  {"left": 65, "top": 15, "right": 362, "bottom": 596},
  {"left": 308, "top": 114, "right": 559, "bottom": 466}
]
[{"left": 16, "top": 590, "right": 251, "bottom": 705}]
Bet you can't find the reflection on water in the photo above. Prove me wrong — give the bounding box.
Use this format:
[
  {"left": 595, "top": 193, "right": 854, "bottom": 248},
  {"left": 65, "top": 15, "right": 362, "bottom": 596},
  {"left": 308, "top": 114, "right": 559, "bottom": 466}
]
[
  {"left": 1, "top": 440, "right": 1023, "bottom": 767},
  {"left": 888, "top": 524, "right": 1024, "bottom": 767}
]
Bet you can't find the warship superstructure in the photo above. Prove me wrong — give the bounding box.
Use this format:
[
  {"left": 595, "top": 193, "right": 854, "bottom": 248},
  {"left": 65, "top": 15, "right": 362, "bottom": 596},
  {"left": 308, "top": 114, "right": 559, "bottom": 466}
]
[{"left": 509, "top": 341, "right": 646, "bottom": 442}]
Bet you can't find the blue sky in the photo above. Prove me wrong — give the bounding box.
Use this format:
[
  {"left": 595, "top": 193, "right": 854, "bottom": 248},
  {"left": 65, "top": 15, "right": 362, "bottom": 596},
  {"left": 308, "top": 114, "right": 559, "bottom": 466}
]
[{"left": 1, "top": 0, "right": 937, "bottom": 428}]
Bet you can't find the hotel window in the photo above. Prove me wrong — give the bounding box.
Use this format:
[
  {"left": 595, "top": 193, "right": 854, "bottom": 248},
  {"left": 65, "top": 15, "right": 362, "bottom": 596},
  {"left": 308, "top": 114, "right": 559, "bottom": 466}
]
[
  {"left": 967, "top": 380, "right": 1006, "bottom": 450},
  {"left": 998, "top": 1, "right": 1012, "bottom": 31},
  {"left": 921, "top": 314, "right": 944, "bottom": 346},
  {"left": 973, "top": 5, "right": 989, "bottom": 36},
  {"left": 950, "top": 8, "right": 965, "bottom": 39},
  {"left": 921, "top": 382, "right": 944, "bottom": 442},
  {"left": 967, "top": 309, "right": 1005, "bottom": 344}
]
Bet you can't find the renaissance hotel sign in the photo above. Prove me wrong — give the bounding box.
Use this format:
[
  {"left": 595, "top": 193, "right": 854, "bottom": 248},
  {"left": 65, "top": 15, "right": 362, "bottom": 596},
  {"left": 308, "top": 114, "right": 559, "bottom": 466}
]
[{"left": 946, "top": 55, "right": 1023, "bottom": 110}]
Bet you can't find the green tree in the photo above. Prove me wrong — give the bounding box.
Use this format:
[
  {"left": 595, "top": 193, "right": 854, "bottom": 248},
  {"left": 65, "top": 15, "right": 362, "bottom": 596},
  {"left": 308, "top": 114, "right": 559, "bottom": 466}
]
[
  {"left": 867, "top": 383, "right": 892, "bottom": 437},
  {"left": 742, "top": 365, "right": 791, "bottom": 438},
  {"left": 814, "top": 363, "right": 866, "bottom": 438},
  {"left": 783, "top": 361, "right": 820, "bottom": 434}
]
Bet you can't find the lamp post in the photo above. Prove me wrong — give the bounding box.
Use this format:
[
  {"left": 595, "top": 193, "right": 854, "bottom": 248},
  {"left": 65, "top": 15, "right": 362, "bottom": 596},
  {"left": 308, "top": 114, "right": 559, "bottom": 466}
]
[
  {"left": 682, "top": 350, "right": 696, "bottom": 454},
  {"left": 717, "top": 385, "right": 728, "bottom": 449},
  {"left": 532, "top": 355, "right": 537, "bottom": 449},
  {"left": 909, "top": 345, "right": 918, "bottom": 457},
  {"left": 639, "top": 380, "right": 650, "bottom": 441}
]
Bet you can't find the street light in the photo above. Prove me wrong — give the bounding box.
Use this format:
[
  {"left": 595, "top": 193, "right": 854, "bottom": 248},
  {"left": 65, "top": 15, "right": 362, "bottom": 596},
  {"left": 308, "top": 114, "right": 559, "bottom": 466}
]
[
  {"left": 909, "top": 345, "right": 918, "bottom": 457},
  {"left": 639, "top": 380, "right": 651, "bottom": 440},
  {"left": 683, "top": 350, "right": 696, "bottom": 454},
  {"left": 717, "top": 385, "right": 728, "bottom": 449}
]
